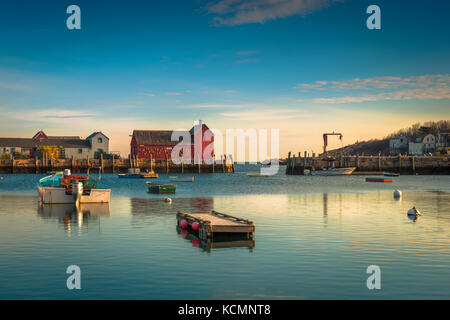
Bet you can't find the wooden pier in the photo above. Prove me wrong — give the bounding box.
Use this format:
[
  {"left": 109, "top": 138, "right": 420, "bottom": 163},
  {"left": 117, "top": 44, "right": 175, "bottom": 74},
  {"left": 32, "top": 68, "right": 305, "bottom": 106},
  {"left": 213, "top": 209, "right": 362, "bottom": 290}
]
[
  {"left": 0, "top": 155, "right": 235, "bottom": 174},
  {"left": 286, "top": 151, "right": 450, "bottom": 175},
  {"left": 177, "top": 210, "right": 255, "bottom": 240}
]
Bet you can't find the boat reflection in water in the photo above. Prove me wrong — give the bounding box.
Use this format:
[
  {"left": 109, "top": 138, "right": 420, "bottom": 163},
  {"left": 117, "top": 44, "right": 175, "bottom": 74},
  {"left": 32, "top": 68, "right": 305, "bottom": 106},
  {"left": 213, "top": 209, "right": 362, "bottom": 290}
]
[
  {"left": 37, "top": 203, "right": 110, "bottom": 235},
  {"left": 176, "top": 226, "right": 255, "bottom": 253}
]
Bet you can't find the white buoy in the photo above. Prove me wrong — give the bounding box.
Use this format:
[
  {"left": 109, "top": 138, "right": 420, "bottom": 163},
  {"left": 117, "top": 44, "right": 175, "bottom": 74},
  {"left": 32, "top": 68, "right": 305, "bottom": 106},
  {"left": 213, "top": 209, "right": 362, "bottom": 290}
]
[
  {"left": 164, "top": 197, "right": 172, "bottom": 203},
  {"left": 394, "top": 189, "right": 402, "bottom": 199},
  {"left": 407, "top": 206, "right": 421, "bottom": 216}
]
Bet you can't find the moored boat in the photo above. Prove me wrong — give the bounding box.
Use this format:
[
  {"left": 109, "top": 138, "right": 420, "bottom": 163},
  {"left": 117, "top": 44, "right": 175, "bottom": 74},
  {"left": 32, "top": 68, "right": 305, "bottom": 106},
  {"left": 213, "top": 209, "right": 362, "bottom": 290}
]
[
  {"left": 140, "top": 170, "right": 159, "bottom": 179},
  {"left": 118, "top": 168, "right": 158, "bottom": 179},
  {"left": 170, "top": 176, "right": 194, "bottom": 182},
  {"left": 146, "top": 182, "right": 177, "bottom": 194},
  {"left": 384, "top": 173, "right": 400, "bottom": 177},
  {"left": 247, "top": 173, "right": 268, "bottom": 177},
  {"left": 309, "top": 167, "right": 356, "bottom": 176},
  {"left": 38, "top": 168, "right": 110, "bottom": 204},
  {"left": 366, "top": 177, "right": 393, "bottom": 182}
]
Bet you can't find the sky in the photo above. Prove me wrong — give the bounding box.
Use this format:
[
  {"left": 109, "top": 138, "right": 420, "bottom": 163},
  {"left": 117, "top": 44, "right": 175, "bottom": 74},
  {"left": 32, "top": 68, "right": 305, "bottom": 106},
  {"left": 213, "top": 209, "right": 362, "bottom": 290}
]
[{"left": 0, "top": 0, "right": 449, "bottom": 158}]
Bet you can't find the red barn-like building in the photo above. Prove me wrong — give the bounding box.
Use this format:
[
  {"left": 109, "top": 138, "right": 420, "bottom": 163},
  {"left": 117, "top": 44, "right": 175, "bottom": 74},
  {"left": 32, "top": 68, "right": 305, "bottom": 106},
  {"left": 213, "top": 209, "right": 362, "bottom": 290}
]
[{"left": 130, "top": 121, "right": 214, "bottom": 161}]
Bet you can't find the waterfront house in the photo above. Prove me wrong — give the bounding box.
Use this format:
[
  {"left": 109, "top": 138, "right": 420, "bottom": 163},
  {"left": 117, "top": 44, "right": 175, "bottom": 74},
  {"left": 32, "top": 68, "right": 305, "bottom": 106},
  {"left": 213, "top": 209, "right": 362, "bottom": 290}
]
[
  {"left": 422, "top": 134, "right": 436, "bottom": 153},
  {"left": 408, "top": 134, "right": 436, "bottom": 155},
  {"left": 0, "top": 130, "right": 109, "bottom": 159},
  {"left": 130, "top": 121, "right": 214, "bottom": 161},
  {"left": 389, "top": 136, "right": 409, "bottom": 155},
  {"left": 408, "top": 141, "right": 425, "bottom": 156}
]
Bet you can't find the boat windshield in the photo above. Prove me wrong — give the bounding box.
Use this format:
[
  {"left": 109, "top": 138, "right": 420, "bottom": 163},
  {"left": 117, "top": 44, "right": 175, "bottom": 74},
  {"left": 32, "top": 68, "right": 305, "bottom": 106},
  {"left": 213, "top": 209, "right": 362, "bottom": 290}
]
[{"left": 38, "top": 173, "right": 63, "bottom": 187}]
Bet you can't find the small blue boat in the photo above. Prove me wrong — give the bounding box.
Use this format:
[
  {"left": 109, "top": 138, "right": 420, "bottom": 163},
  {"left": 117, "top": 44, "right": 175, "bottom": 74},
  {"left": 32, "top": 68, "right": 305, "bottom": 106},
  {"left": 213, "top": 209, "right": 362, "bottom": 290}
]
[
  {"left": 118, "top": 173, "right": 142, "bottom": 179},
  {"left": 384, "top": 173, "right": 400, "bottom": 177}
]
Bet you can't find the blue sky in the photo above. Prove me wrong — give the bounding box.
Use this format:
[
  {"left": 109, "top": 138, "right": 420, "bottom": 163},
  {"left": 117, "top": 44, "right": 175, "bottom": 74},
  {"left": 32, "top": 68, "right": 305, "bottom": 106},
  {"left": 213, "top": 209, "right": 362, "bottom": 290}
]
[{"left": 0, "top": 0, "right": 449, "bottom": 156}]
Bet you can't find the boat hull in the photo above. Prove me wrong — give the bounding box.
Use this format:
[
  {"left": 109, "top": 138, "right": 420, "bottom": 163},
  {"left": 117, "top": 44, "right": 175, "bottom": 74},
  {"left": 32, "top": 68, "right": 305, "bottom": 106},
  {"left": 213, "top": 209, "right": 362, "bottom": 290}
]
[
  {"left": 146, "top": 183, "right": 177, "bottom": 194},
  {"left": 310, "top": 167, "right": 356, "bottom": 176},
  {"left": 118, "top": 174, "right": 141, "bottom": 179},
  {"left": 366, "top": 177, "right": 393, "bottom": 182},
  {"left": 38, "top": 186, "right": 111, "bottom": 204}
]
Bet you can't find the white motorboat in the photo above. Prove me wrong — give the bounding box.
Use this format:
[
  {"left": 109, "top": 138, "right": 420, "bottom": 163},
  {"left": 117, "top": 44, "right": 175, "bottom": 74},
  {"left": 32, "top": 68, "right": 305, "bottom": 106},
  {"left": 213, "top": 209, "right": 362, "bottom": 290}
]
[
  {"left": 38, "top": 168, "right": 110, "bottom": 204},
  {"left": 169, "top": 176, "right": 194, "bottom": 182},
  {"left": 307, "top": 167, "right": 356, "bottom": 176}
]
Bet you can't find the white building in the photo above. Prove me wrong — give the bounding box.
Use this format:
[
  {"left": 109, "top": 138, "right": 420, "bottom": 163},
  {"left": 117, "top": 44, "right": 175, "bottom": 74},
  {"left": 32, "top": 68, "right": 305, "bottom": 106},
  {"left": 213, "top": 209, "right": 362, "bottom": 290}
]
[
  {"left": 389, "top": 136, "right": 409, "bottom": 155},
  {"left": 408, "top": 142, "right": 424, "bottom": 156},
  {"left": 422, "top": 134, "right": 436, "bottom": 153}
]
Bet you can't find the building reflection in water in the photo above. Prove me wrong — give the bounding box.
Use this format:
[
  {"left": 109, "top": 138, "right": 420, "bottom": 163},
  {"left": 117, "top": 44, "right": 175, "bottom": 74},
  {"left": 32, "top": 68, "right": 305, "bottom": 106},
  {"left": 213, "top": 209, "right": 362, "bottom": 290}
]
[
  {"left": 130, "top": 197, "right": 214, "bottom": 216},
  {"left": 37, "top": 203, "right": 110, "bottom": 235}
]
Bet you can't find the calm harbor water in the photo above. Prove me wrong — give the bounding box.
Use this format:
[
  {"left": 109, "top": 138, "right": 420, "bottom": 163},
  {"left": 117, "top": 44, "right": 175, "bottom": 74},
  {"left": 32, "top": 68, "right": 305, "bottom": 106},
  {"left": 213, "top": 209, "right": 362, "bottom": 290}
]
[{"left": 0, "top": 165, "right": 449, "bottom": 299}]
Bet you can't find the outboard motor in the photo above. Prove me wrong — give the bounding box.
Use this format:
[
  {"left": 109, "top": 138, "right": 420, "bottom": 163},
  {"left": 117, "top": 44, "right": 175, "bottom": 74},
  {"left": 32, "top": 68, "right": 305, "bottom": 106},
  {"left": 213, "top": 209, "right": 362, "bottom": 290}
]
[{"left": 72, "top": 182, "right": 83, "bottom": 203}]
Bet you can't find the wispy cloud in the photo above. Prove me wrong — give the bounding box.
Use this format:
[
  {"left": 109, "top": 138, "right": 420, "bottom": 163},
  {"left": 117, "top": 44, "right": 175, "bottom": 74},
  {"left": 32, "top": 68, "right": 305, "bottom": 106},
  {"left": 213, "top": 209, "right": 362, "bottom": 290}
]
[
  {"left": 0, "top": 82, "right": 31, "bottom": 91},
  {"left": 205, "top": 0, "right": 340, "bottom": 26},
  {"left": 296, "top": 75, "right": 450, "bottom": 90},
  {"left": 221, "top": 108, "right": 303, "bottom": 120},
  {"left": 180, "top": 103, "right": 246, "bottom": 109},
  {"left": 139, "top": 92, "right": 155, "bottom": 97},
  {"left": 166, "top": 92, "right": 184, "bottom": 96},
  {"left": 236, "top": 58, "right": 259, "bottom": 64},
  {"left": 235, "top": 50, "right": 258, "bottom": 56},
  {"left": 9, "top": 109, "right": 96, "bottom": 122},
  {"left": 297, "top": 74, "right": 450, "bottom": 103}
]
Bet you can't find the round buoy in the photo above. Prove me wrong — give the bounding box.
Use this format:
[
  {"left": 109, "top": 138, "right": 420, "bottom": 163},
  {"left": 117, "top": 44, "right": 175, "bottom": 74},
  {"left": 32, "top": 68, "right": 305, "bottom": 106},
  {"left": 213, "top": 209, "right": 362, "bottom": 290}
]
[
  {"left": 191, "top": 221, "right": 201, "bottom": 230},
  {"left": 179, "top": 219, "right": 188, "bottom": 228},
  {"left": 394, "top": 189, "right": 402, "bottom": 199},
  {"left": 407, "top": 207, "right": 421, "bottom": 216},
  {"left": 164, "top": 197, "right": 172, "bottom": 203},
  {"left": 192, "top": 239, "right": 200, "bottom": 247}
]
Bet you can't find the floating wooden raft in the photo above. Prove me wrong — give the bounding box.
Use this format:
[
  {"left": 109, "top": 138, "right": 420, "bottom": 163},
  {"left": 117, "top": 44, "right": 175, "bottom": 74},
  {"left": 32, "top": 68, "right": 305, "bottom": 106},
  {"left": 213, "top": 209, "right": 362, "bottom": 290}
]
[{"left": 177, "top": 210, "right": 255, "bottom": 240}]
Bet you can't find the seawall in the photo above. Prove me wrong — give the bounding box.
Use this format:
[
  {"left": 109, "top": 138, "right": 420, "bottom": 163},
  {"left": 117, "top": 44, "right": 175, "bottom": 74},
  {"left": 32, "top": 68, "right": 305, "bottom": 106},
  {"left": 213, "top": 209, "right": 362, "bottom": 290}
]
[
  {"left": 0, "top": 157, "right": 234, "bottom": 174},
  {"left": 286, "top": 154, "right": 450, "bottom": 175}
]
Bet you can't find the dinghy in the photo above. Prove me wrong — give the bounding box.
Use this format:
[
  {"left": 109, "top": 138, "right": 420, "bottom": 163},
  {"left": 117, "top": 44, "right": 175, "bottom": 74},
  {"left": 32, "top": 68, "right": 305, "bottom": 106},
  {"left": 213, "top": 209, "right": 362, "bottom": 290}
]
[
  {"left": 384, "top": 173, "right": 400, "bottom": 177},
  {"left": 366, "top": 177, "right": 393, "bottom": 182},
  {"left": 146, "top": 182, "right": 177, "bottom": 194},
  {"left": 118, "top": 168, "right": 158, "bottom": 179},
  {"left": 247, "top": 173, "right": 268, "bottom": 177}
]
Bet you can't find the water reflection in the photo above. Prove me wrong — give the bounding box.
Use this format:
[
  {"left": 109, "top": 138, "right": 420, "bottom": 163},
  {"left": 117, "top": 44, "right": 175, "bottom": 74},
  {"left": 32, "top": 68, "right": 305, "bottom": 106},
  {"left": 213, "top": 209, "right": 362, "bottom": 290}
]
[
  {"left": 128, "top": 197, "right": 215, "bottom": 229},
  {"left": 176, "top": 226, "right": 255, "bottom": 253},
  {"left": 37, "top": 203, "right": 110, "bottom": 235},
  {"left": 130, "top": 197, "right": 214, "bottom": 216}
]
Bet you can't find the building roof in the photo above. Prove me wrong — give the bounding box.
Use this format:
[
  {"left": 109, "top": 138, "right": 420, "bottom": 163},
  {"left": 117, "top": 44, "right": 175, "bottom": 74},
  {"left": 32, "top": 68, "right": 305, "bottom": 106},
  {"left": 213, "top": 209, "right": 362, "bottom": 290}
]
[
  {"left": 0, "top": 137, "right": 90, "bottom": 149},
  {"left": 0, "top": 138, "right": 36, "bottom": 148},
  {"left": 189, "top": 123, "right": 213, "bottom": 135},
  {"left": 86, "top": 131, "right": 109, "bottom": 140},
  {"left": 132, "top": 130, "right": 178, "bottom": 146},
  {"left": 36, "top": 139, "right": 91, "bottom": 149},
  {"left": 47, "top": 136, "right": 81, "bottom": 140}
]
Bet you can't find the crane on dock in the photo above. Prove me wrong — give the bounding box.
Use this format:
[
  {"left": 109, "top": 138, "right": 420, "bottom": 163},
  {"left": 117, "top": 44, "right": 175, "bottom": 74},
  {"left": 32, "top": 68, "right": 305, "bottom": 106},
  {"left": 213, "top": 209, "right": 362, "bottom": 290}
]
[{"left": 323, "top": 132, "right": 343, "bottom": 156}]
